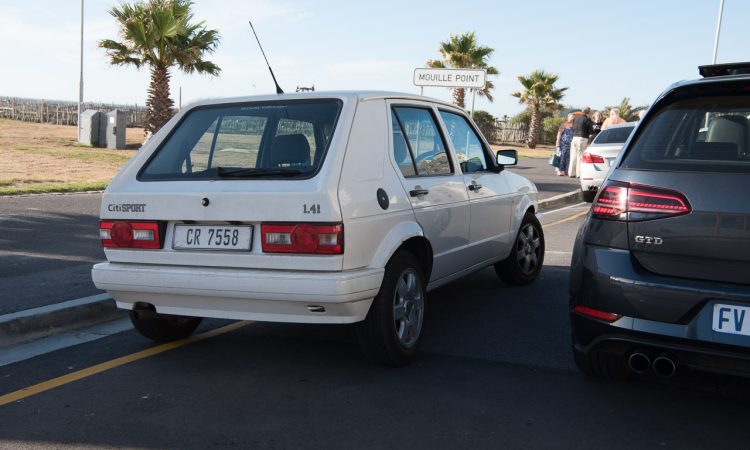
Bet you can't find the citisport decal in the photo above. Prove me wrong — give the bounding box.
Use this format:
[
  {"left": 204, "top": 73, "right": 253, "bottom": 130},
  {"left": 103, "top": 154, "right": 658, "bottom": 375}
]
[{"left": 107, "top": 203, "right": 146, "bottom": 213}]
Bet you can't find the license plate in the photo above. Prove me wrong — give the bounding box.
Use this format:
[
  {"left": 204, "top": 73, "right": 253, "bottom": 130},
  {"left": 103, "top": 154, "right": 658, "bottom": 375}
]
[
  {"left": 172, "top": 225, "right": 252, "bottom": 250},
  {"left": 712, "top": 304, "right": 750, "bottom": 336}
]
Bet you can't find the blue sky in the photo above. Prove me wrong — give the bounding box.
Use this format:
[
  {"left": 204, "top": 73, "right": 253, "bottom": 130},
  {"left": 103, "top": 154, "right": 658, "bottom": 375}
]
[{"left": 1, "top": 0, "right": 748, "bottom": 118}]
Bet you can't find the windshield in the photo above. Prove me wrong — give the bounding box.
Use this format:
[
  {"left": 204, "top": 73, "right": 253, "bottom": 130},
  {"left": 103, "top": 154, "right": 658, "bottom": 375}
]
[
  {"left": 593, "top": 126, "right": 634, "bottom": 144},
  {"left": 139, "top": 99, "right": 342, "bottom": 180},
  {"left": 621, "top": 95, "right": 750, "bottom": 173}
]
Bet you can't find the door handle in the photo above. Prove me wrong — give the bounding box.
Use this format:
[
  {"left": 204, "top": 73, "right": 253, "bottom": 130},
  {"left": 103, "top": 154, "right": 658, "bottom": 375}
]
[
  {"left": 469, "top": 182, "right": 482, "bottom": 191},
  {"left": 409, "top": 188, "right": 429, "bottom": 197}
]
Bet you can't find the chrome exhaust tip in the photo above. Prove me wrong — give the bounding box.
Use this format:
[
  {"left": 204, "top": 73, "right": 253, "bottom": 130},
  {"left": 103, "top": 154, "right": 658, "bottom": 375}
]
[
  {"left": 627, "top": 351, "right": 651, "bottom": 374},
  {"left": 652, "top": 355, "right": 677, "bottom": 378}
]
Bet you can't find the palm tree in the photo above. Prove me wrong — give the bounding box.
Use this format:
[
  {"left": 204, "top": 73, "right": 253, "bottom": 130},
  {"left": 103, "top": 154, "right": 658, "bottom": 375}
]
[
  {"left": 604, "top": 97, "right": 647, "bottom": 122},
  {"left": 427, "top": 32, "right": 498, "bottom": 108},
  {"left": 511, "top": 70, "right": 567, "bottom": 148},
  {"left": 99, "top": 0, "right": 221, "bottom": 135}
]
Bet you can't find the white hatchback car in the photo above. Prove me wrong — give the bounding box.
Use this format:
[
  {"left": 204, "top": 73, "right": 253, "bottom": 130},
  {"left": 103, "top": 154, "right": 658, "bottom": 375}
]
[
  {"left": 92, "top": 91, "right": 543, "bottom": 365},
  {"left": 580, "top": 122, "right": 636, "bottom": 202}
]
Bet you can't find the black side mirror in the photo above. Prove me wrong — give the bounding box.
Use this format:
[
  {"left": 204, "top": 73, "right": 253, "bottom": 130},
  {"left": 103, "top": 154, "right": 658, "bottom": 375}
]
[{"left": 496, "top": 149, "right": 518, "bottom": 167}]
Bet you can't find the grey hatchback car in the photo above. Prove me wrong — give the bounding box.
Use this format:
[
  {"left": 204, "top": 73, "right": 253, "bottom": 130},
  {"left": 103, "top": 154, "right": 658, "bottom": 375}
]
[{"left": 570, "top": 62, "right": 750, "bottom": 379}]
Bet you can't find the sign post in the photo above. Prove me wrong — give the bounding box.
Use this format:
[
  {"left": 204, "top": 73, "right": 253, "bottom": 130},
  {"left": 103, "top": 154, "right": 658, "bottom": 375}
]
[{"left": 413, "top": 68, "right": 487, "bottom": 116}]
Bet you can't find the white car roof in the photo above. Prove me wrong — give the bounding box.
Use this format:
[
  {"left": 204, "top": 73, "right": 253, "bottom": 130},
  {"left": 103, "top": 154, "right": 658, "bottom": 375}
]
[
  {"left": 185, "top": 91, "right": 457, "bottom": 110},
  {"left": 604, "top": 121, "right": 638, "bottom": 129}
]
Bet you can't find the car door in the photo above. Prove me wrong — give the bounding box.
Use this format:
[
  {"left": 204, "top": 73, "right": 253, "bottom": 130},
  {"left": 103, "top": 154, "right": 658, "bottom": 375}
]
[
  {"left": 438, "top": 109, "right": 514, "bottom": 265},
  {"left": 389, "top": 104, "right": 472, "bottom": 282}
]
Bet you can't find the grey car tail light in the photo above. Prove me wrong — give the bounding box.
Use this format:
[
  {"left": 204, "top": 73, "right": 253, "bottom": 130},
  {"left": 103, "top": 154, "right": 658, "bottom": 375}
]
[{"left": 592, "top": 181, "right": 692, "bottom": 222}]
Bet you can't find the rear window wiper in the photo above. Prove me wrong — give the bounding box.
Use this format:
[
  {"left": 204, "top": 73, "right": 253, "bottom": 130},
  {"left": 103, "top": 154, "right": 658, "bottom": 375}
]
[{"left": 216, "top": 167, "right": 306, "bottom": 178}]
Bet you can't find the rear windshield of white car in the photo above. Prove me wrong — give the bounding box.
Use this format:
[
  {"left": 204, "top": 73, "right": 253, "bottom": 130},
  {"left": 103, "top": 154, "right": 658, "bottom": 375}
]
[
  {"left": 139, "top": 99, "right": 342, "bottom": 180},
  {"left": 592, "top": 126, "right": 634, "bottom": 144},
  {"left": 621, "top": 95, "right": 750, "bottom": 173}
]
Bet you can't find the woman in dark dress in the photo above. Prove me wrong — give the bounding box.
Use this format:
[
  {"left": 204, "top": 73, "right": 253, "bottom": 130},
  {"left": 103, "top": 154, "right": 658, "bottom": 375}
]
[{"left": 555, "top": 113, "right": 574, "bottom": 176}]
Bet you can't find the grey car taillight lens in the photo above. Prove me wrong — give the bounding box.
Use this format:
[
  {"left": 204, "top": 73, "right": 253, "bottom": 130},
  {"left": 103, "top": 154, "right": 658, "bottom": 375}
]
[{"left": 592, "top": 181, "right": 692, "bottom": 222}]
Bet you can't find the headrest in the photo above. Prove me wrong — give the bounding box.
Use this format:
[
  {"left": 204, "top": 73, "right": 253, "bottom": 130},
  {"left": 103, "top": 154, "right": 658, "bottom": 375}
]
[{"left": 268, "top": 134, "right": 311, "bottom": 167}]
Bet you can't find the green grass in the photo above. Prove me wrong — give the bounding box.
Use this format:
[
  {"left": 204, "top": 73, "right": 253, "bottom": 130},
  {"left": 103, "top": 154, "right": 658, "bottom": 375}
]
[
  {"left": 12, "top": 145, "right": 132, "bottom": 165},
  {"left": 0, "top": 181, "right": 109, "bottom": 196}
]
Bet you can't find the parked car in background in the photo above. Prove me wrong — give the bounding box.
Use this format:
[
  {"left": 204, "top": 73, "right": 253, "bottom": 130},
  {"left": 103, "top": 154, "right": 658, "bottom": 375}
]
[
  {"left": 579, "top": 122, "right": 636, "bottom": 202},
  {"left": 92, "top": 91, "right": 544, "bottom": 366},
  {"left": 570, "top": 62, "right": 750, "bottom": 380}
]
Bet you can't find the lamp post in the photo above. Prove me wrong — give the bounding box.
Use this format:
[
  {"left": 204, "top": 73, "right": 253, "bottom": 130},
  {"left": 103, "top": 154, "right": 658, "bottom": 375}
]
[
  {"left": 78, "top": 0, "right": 84, "bottom": 141},
  {"left": 712, "top": 0, "right": 725, "bottom": 64}
]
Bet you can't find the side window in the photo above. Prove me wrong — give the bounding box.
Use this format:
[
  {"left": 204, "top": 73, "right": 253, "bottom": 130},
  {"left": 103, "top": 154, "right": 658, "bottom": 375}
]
[
  {"left": 439, "top": 110, "right": 488, "bottom": 173},
  {"left": 391, "top": 107, "right": 452, "bottom": 177}
]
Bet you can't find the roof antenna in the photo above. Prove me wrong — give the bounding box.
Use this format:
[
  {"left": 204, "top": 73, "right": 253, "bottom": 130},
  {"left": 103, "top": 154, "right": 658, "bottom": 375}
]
[{"left": 248, "top": 20, "right": 283, "bottom": 94}]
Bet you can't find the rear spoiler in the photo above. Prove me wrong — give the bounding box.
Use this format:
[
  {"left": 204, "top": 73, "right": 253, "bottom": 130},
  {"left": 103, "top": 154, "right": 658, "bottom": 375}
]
[{"left": 699, "top": 62, "right": 750, "bottom": 78}]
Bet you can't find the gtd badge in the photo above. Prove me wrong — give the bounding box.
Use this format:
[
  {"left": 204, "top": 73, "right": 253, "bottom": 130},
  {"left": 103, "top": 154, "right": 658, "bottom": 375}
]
[{"left": 635, "top": 235, "right": 663, "bottom": 245}]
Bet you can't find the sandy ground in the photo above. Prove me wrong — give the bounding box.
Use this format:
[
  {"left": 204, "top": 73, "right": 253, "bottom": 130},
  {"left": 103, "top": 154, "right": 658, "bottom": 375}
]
[
  {"left": 0, "top": 118, "right": 551, "bottom": 191},
  {"left": 0, "top": 119, "right": 141, "bottom": 188}
]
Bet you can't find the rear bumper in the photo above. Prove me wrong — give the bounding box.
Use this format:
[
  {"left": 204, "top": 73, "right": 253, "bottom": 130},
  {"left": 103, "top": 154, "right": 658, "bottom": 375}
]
[
  {"left": 579, "top": 171, "right": 605, "bottom": 191},
  {"left": 570, "top": 244, "right": 750, "bottom": 376},
  {"left": 572, "top": 313, "right": 750, "bottom": 377},
  {"left": 92, "top": 262, "right": 384, "bottom": 324}
]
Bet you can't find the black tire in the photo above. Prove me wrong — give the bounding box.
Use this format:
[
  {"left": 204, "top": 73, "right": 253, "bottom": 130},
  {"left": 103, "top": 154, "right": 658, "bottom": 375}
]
[
  {"left": 130, "top": 310, "right": 202, "bottom": 342},
  {"left": 572, "top": 342, "right": 629, "bottom": 381},
  {"left": 356, "top": 250, "right": 425, "bottom": 366},
  {"left": 494, "top": 212, "right": 545, "bottom": 285},
  {"left": 582, "top": 189, "right": 597, "bottom": 203}
]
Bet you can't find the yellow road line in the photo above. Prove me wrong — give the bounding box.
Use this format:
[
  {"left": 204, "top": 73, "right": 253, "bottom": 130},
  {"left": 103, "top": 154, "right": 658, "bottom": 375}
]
[
  {"left": 544, "top": 210, "right": 588, "bottom": 228},
  {"left": 0, "top": 320, "right": 251, "bottom": 407}
]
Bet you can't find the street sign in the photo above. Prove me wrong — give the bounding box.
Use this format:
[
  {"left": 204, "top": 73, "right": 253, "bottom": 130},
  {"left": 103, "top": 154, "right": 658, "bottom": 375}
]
[{"left": 413, "top": 68, "right": 487, "bottom": 89}]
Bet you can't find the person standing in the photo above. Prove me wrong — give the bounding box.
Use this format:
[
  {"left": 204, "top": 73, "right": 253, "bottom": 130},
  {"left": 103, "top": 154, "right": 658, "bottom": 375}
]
[
  {"left": 590, "top": 111, "right": 604, "bottom": 142},
  {"left": 602, "top": 108, "right": 626, "bottom": 129},
  {"left": 569, "top": 107, "right": 593, "bottom": 178},
  {"left": 554, "top": 113, "right": 574, "bottom": 176}
]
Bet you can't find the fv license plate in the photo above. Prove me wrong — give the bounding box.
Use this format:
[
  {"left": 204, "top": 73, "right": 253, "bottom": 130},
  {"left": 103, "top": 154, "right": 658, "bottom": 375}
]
[
  {"left": 173, "top": 225, "right": 252, "bottom": 250},
  {"left": 712, "top": 304, "right": 750, "bottom": 336}
]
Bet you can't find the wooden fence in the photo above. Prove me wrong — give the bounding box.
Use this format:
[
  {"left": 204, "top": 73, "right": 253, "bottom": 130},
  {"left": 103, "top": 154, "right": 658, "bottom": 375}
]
[
  {"left": 493, "top": 121, "right": 556, "bottom": 145},
  {"left": 0, "top": 97, "right": 147, "bottom": 128}
]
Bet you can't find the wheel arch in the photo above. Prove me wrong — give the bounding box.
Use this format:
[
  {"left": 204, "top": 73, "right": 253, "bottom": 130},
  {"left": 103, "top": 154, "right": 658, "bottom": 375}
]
[
  {"left": 514, "top": 193, "right": 538, "bottom": 234},
  {"left": 369, "top": 221, "right": 433, "bottom": 282}
]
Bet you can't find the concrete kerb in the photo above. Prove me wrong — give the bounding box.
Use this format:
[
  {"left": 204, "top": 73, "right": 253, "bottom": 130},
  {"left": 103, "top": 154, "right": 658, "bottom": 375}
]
[
  {"left": 0, "top": 293, "right": 126, "bottom": 349},
  {"left": 538, "top": 190, "right": 583, "bottom": 212}
]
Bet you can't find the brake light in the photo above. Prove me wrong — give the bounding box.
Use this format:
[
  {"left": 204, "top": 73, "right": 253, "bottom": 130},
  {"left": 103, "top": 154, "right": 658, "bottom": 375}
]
[
  {"left": 100, "top": 221, "right": 163, "bottom": 249},
  {"left": 592, "top": 182, "right": 691, "bottom": 221},
  {"left": 573, "top": 306, "right": 622, "bottom": 323},
  {"left": 261, "top": 223, "right": 343, "bottom": 254},
  {"left": 581, "top": 152, "right": 605, "bottom": 164}
]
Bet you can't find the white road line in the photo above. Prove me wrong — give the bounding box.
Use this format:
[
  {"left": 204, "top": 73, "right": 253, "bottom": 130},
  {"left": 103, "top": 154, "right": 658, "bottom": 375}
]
[
  {"left": 0, "top": 293, "right": 111, "bottom": 323},
  {"left": 541, "top": 201, "right": 588, "bottom": 216},
  {"left": 0, "top": 318, "right": 132, "bottom": 367}
]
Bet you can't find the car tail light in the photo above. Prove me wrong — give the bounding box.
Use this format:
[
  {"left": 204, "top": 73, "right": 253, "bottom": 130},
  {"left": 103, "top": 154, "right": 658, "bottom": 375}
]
[
  {"left": 261, "top": 223, "right": 343, "bottom": 254},
  {"left": 581, "top": 152, "right": 605, "bottom": 164},
  {"left": 592, "top": 181, "right": 691, "bottom": 221},
  {"left": 573, "top": 305, "right": 622, "bottom": 323},
  {"left": 100, "top": 221, "right": 163, "bottom": 249}
]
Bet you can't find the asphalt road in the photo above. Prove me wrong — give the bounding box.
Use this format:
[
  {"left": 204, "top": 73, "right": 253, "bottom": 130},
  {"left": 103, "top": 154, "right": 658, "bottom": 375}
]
[
  {"left": 508, "top": 156, "right": 579, "bottom": 200},
  {"left": 0, "top": 193, "right": 105, "bottom": 314},
  {"left": 2, "top": 204, "right": 750, "bottom": 449},
  {"left": 0, "top": 162, "right": 577, "bottom": 316}
]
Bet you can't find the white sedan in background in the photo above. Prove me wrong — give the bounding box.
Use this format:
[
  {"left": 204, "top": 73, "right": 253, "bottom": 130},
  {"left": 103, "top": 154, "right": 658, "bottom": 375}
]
[{"left": 580, "top": 122, "right": 636, "bottom": 202}]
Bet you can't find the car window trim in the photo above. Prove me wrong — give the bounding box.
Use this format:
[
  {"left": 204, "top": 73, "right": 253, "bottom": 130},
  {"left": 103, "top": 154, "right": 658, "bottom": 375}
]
[
  {"left": 436, "top": 107, "right": 498, "bottom": 174},
  {"left": 389, "top": 104, "right": 456, "bottom": 178},
  {"left": 136, "top": 98, "right": 344, "bottom": 182}
]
